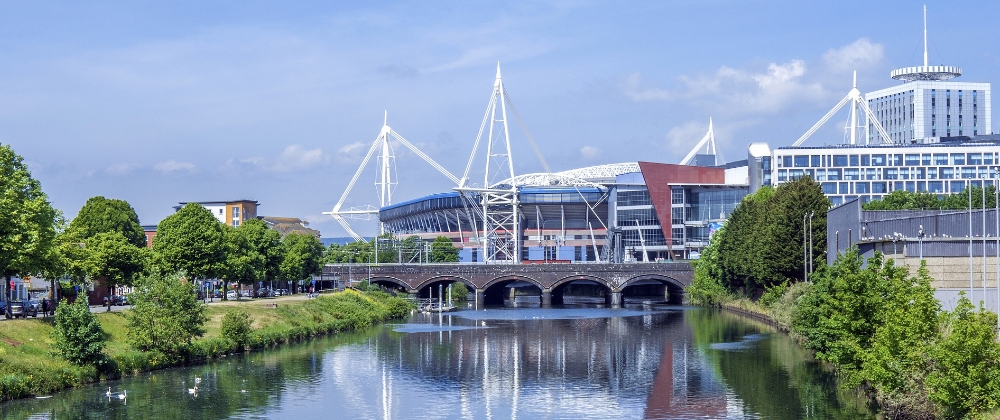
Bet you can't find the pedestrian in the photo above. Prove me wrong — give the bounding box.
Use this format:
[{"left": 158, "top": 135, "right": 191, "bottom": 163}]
[{"left": 41, "top": 298, "right": 48, "bottom": 316}]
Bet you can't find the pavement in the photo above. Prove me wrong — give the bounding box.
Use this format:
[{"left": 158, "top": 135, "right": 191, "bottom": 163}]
[{"left": 0, "top": 292, "right": 333, "bottom": 319}]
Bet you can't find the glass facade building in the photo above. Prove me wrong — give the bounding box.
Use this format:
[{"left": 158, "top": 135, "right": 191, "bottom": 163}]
[{"left": 770, "top": 139, "right": 1000, "bottom": 206}]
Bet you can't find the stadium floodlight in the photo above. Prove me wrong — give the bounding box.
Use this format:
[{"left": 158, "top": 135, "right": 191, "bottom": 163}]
[{"left": 324, "top": 112, "right": 459, "bottom": 242}]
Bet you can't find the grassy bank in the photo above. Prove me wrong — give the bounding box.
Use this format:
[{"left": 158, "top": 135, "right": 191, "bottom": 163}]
[{"left": 0, "top": 290, "right": 413, "bottom": 401}]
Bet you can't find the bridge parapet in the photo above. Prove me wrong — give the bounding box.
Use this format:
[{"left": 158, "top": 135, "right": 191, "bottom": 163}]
[{"left": 322, "top": 262, "right": 693, "bottom": 292}]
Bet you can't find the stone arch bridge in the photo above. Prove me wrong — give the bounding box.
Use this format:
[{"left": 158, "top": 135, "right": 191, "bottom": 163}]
[{"left": 321, "top": 262, "right": 693, "bottom": 308}]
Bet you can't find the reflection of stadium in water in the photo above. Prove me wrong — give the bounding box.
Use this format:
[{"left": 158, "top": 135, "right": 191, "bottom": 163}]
[{"left": 3, "top": 308, "right": 874, "bottom": 419}]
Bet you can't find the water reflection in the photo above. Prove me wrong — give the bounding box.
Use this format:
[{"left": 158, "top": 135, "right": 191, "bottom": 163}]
[{"left": 1, "top": 307, "right": 874, "bottom": 419}]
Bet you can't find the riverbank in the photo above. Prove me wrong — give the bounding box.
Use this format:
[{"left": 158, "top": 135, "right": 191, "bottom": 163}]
[{"left": 0, "top": 289, "right": 413, "bottom": 401}]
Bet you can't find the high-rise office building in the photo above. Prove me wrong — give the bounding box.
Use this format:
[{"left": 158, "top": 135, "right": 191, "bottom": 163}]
[{"left": 864, "top": 6, "right": 992, "bottom": 143}]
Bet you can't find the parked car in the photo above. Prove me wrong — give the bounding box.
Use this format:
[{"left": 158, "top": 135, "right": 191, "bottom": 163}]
[
  {"left": 257, "top": 288, "right": 273, "bottom": 298},
  {"left": 226, "top": 290, "right": 238, "bottom": 299},
  {"left": 275, "top": 289, "right": 289, "bottom": 296},
  {"left": 5, "top": 300, "right": 37, "bottom": 319},
  {"left": 111, "top": 295, "right": 129, "bottom": 306}
]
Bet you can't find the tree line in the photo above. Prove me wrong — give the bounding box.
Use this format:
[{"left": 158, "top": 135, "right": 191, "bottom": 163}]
[{"left": 689, "top": 176, "right": 1000, "bottom": 418}]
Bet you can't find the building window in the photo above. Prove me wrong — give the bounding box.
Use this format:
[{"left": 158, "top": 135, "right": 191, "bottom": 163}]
[
  {"left": 856, "top": 182, "right": 870, "bottom": 193},
  {"left": 832, "top": 155, "right": 848, "bottom": 167},
  {"left": 866, "top": 168, "right": 877, "bottom": 180},
  {"left": 951, "top": 154, "right": 965, "bottom": 165},
  {"left": 872, "top": 182, "right": 887, "bottom": 193},
  {"left": 893, "top": 154, "right": 903, "bottom": 166},
  {"left": 962, "top": 167, "right": 976, "bottom": 179},
  {"left": 871, "top": 154, "right": 886, "bottom": 166},
  {"left": 782, "top": 156, "right": 792, "bottom": 168},
  {"left": 928, "top": 181, "right": 944, "bottom": 193},
  {"left": 839, "top": 183, "right": 849, "bottom": 194},
  {"left": 815, "top": 169, "right": 826, "bottom": 181},
  {"left": 810, "top": 155, "right": 820, "bottom": 167},
  {"left": 827, "top": 169, "right": 841, "bottom": 181},
  {"left": 921, "top": 154, "right": 931, "bottom": 165},
  {"left": 905, "top": 154, "right": 920, "bottom": 166},
  {"left": 844, "top": 169, "right": 859, "bottom": 180},
  {"left": 968, "top": 153, "right": 983, "bottom": 165},
  {"left": 794, "top": 155, "right": 809, "bottom": 167},
  {"left": 927, "top": 167, "right": 937, "bottom": 179},
  {"left": 849, "top": 155, "right": 859, "bottom": 166},
  {"left": 916, "top": 168, "right": 926, "bottom": 179},
  {"left": 941, "top": 168, "right": 954, "bottom": 179},
  {"left": 822, "top": 182, "right": 837, "bottom": 194},
  {"left": 885, "top": 169, "right": 898, "bottom": 180}
]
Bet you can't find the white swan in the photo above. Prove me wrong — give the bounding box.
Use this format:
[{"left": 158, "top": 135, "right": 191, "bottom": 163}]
[
  {"left": 188, "top": 386, "right": 198, "bottom": 395},
  {"left": 106, "top": 387, "right": 112, "bottom": 397},
  {"left": 117, "top": 390, "right": 127, "bottom": 400}
]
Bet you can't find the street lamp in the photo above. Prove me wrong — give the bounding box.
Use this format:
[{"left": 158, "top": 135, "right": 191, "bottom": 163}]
[{"left": 918, "top": 225, "right": 925, "bottom": 261}]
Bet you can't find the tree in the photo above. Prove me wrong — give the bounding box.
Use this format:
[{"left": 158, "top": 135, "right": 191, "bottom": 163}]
[
  {"left": 0, "top": 144, "right": 58, "bottom": 298},
  {"left": 220, "top": 219, "right": 283, "bottom": 297},
  {"left": 126, "top": 270, "right": 207, "bottom": 356},
  {"left": 324, "top": 240, "right": 373, "bottom": 264},
  {"left": 926, "top": 294, "right": 1000, "bottom": 418},
  {"left": 51, "top": 297, "right": 105, "bottom": 365},
  {"left": 221, "top": 309, "right": 253, "bottom": 349},
  {"left": 152, "top": 203, "right": 226, "bottom": 281},
  {"left": 66, "top": 196, "right": 146, "bottom": 248},
  {"left": 279, "top": 233, "right": 324, "bottom": 292},
  {"left": 429, "top": 236, "right": 459, "bottom": 262},
  {"left": 85, "top": 231, "right": 148, "bottom": 310}
]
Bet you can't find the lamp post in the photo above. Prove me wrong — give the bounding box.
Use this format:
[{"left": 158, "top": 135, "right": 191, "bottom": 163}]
[
  {"left": 803, "top": 213, "right": 808, "bottom": 282},
  {"left": 918, "top": 225, "right": 925, "bottom": 261},
  {"left": 809, "top": 211, "right": 814, "bottom": 277}
]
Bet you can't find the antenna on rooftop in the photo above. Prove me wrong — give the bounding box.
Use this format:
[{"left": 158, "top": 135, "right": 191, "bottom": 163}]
[{"left": 890, "top": 5, "right": 961, "bottom": 82}]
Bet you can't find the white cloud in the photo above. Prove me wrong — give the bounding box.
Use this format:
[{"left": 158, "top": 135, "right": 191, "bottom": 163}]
[
  {"left": 272, "top": 145, "right": 327, "bottom": 172},
  {"left": 105, "top": 163, "right": 139, "bottom": 175},
  {"left": 580, "top": 145, "right": 601, "bottom": 159},
  {"left": 676, "top": 59, "right": 825, "bottom": 114},
  {"left": 225, "top": 145, "right": 329, "bottom": 173},
  {"left": 621, "top": 73, "right": 671, "bottom": 102},
  {"left": 338, "top": 141, "right": 366, "bottom": 154},
  {"left": 154, "top": 159, "right": 196, "bottom": 173},
  {"left": 822, "top": 38, "right": 884, "bottom": 74},
  {"left": 666, "top": 121, "right": 711, "bottom": 151}
]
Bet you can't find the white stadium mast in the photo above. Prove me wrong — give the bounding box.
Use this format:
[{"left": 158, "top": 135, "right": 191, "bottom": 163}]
[
  {"left": 679, "top": 118, "right": 718, "bottom": 166},
  {"left": 456, "top": 64, "right": 521, "bottom": 264},
  {"left": 791, "top": 71, "right": 893, "bottom": 147},
  {"left": 324, "top": 113, "right": 459, "bottom": 241}
]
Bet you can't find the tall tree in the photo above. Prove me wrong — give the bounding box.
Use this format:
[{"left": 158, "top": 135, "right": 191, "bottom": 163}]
[
  {"left": 0, "top": 144, "right": 58, "bottom": 298},
  {"left": 758, "top": 176, "right": 829, "bottom": 285},
  {"left": 429, "top": 236, "right": 459, "bottom": 262},
  {"left": 152, "top": 203, "right": 226, "bottom": 280},
  {"left": 66, "top": 196, "right": 146, "bottom": 247},
  {"left": 85, "top": 231, "right": 148, "bottom": 310},
  {"left": 279, "top": 233, "right": 324, "bottom": 291},
  {"left": 220, "top": 219, "right": 283, "bottom": 297}
]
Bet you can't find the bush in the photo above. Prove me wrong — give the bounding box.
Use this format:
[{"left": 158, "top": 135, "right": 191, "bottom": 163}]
[
  {"left": 926, "top": 294, "right": 1000, "bottom": 418},
  {"left": 221, "top": 309, "right": 253, "bottom": 349},
  {"left": 448, "top": 282, "right": 469, "bottom": 302},
  {"left": 758, "top": 281, "right": 788, "bottom": 308},
  {"left": 126, "top": 270, "right": 207, "bottom": 357},
  {"left": 51, "top": 298, "right": 106, "bottom": 366}
]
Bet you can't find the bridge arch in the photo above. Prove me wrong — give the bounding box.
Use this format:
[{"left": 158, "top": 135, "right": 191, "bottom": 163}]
[
  {"left": 368, "top": 276, "right": 410, "bottom": 292},
  {"left": 480, "top": 275, "right": 544, "bottom": 306},
  {"left": 621, "top": 274, "right": 686, "bottom": 304},
  {"left": 414, "top": 275, "right": 475, "bottom": 299},
  {"left": 547, "top": 274, "right": 614, "bottom": 305}
]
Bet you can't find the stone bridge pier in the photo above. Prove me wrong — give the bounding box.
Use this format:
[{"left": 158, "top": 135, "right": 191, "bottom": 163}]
[{"left": 321, "top": 262, "right": 694, "bottom": 308}]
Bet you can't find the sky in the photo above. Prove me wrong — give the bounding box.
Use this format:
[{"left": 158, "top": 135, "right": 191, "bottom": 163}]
[{"left": 3, "top": 0, "right": 999, "bottom": 237}]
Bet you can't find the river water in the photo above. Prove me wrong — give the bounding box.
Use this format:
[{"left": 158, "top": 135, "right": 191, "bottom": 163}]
[{"left": 2, "top": 300, "right": 875, "bottom": 419}]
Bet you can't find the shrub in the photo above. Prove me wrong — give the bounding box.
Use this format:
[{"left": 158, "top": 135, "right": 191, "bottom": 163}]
[
  {"left": 126, "top": 270, "right": 207, "bottom": 357},
  {"left": 51, "top": 297, "right": 106, "bottom": 366},
  {"left": 758, "top": 281, "right": 788, "bottom": 308},
  {"left": 926, "top": 295, "right": 1000, "bottom": 418},
  {"left": 221, "top": 309, "right": 253, "bottom": 349},
  {"left": 448, "top": 282, "right": 469, "bottom": 302}
]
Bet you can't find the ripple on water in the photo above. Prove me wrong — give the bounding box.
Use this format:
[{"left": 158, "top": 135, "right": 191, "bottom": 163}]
[
  {"left": 453, "top": 307, "right": 668, "bottom": 321},
  {"left": 709, "top": 333, "right": 769, "bottom": 352},
  {"left": 390, "top": 324, "right": 490, "bottom": 333}
]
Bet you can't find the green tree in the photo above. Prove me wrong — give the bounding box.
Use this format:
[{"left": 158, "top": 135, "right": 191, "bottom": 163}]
[
  {"left": 66, "top": 196, "right": 146, "bottom": 248},
  {"left": 220, "top": 219, "right": 283, "bottom": 297},
  {"left": 85, "top": 232, "right": 149, "bottom": 311},
  {"left": 429, "top": 236, "right": 459, "bottom": 262},
  {"left": 126, "top": 270, "right": 207, "bottom": 356},
  {"left": 220, "top": 309, "right": 253, "bottom": 349},
  {"left": 324, "top": 240, "right": 373, "bottom": 264},
  {"left": 926, "top": 294, "right": 1000, "bottom": 418},
  {"left": 686, "top": 228, "right": 730, "bottom": 306},
  {"left": 279, "top": 233, "right": 324, "bottom": 291},
  {"left": 0, "top": 144, "right": 58, "bottom": 297},
  {"left": 51, "top": 297, "right": 105, "bottom": 365},
  {"left": 756, "top": 176, "right": 829, "bottom": 286},
  {"left": 152, "top": 203, "right": 226, "bottom": 281}
]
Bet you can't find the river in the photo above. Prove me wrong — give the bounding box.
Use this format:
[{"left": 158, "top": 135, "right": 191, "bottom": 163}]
[{"left": 1, "top": 299, "right": 875, "bottom": 419}]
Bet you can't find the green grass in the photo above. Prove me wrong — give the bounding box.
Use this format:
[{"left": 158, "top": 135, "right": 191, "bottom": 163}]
[{"left": 0, "top": 290, "right": 413, "bottom": 400}]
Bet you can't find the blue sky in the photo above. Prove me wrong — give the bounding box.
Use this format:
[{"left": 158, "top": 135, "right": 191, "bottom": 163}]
[{"left": 2, "top": 1, "right": 998, "bottom": 237}]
